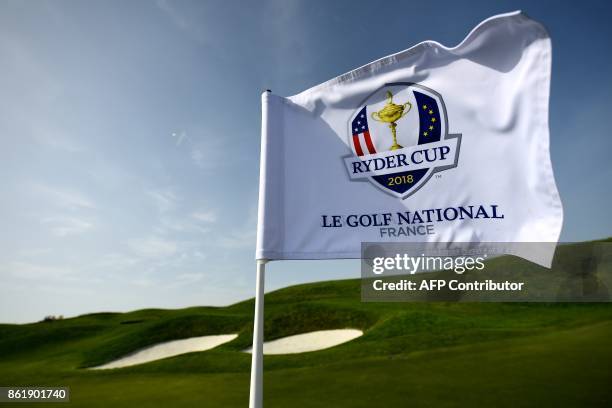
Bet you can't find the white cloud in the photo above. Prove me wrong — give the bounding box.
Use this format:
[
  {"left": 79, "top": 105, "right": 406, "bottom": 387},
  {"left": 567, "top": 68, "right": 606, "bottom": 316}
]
[
  {"left": 155, "top": 0, "right": 209, "bottom": 44},
  {"left": 191, "top": 210, "right": 217, "bottom": 223},
  {"left": 15, "top": 248, "right": 53, "bottom": 258},
  {"left": 164, "top": 123, "right": 224, "bottom": 172},
  {"left": 130, "top": 276, "right": 156, "bottom": 288},
  {"left": 93, "top": 253, "right": 140, "bottom": 271},
  {"left": 217, "top": 229, "right": 256, "bottom": 249},
  {"left": 193, "top": 250, "right": 207, "bottom": 259},
  {"left": 41, "top": 215, "right": 93, "bottom": 237},
  {"left": 261, "top": 0, "right": 313, "bottom": 82},
  {"left": 128, "top": 236, "right": 179, "bottom": 259},
  {"left": 169, "top": 272, "right": 207, "bottom": 288},
  {"left": 154, "top": 216, "right": 210, "bottom": 235},
  {"left": 31, "top": 184, "right": 96, "bottom": 210},
  {"left": 171, "top": 130, "right": 188, "bottom": 146},
  {"left": 28, "top": 126, "right": 85, "bottom": 153},
  {"left": 147, "top": 188, "right": 179, "bottom": 213},
  {"left": 215, "top": 202, "right": 257, "bottom": 249},
  {"left": 4, "top": 261, "right": 73, "bottom": 280},
  {"left": 156, "top": 0, "right": 190, "bottom": 30},
  {"left": 187, "top": 136, "right": 224, "bottom": 171},
  {"left": 190, "top": 148, "right": 205, "bottom": 167}
]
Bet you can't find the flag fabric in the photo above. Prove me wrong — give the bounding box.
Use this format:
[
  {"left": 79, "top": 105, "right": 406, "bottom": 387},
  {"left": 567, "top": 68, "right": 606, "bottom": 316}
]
[{"left": 256, "top": 11, "right": 563, "bottom": 266}]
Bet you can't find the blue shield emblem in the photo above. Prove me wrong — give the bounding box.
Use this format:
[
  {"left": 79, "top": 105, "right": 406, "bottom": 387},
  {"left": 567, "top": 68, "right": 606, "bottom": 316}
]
[{"left": 345, "top": 83, "right": 461, "bottom": 199}]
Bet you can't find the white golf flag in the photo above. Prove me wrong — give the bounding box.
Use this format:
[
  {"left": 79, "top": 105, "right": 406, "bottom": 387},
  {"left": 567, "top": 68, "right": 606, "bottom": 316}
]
[{"left": 256, "top": 11, "right": 563, "bottom": 266}]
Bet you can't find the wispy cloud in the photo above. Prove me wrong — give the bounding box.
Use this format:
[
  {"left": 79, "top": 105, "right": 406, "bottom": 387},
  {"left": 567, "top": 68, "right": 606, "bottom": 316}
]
[
  {"left": 154, "top": 216, "right": 209, "bottom": 235},
  {"left": 26, "top": 185, "right": 97, "bottom": 238},
  {"left": 41, "top": 215, "right": 93, "bottom": 237},
  {"left": 4, "top": 261, "right": 73, "bottom": 280},
  {"left": 171, "top": 130, "right": 188, "bottom": 146},
  {"left": 94, "top": 252, "right": 140, "bottom": 271},
  {"left": 15, "top": 248, "right": 53, "bottom": 258},
  {"left": 168, "top": 272, "right": 207, "bottom": 288},
  {"left": 165, "top": 124, "right": 224, "bottom": 172},
  {"left": 261, "top": 0, "right": 313, "bottom": 83},
  {"left": 155, "top": 0, "right": 208, "bottom": 44},
  {"left": 216, "top": 202, "right": 257, "bottom": 249},
  {"left": 189, "top": 138, "right": 227, "bottom": 171},
  {"left": 190, "top": 148, "right": 205, "bottom": 167},
  {"left": 217, "top": 229, "right": 256, "bottom": 249},
  {"left": 155, "top": 0, "right": 190, "bottom": 30},
  {"left": 128, "top": 236, "right": 179, "bottom": 259},
  {"left": 147, "top": 187, "right": 179, "bottom": 213},
  {"left": 191, "top": 210, "right": 217, "bottom": 223},
  {"left": 31, "top": 126, "right": 85, "bottom": 153},
  {"left": 30, "top": 184, "right": 96, "bottom": 210}
]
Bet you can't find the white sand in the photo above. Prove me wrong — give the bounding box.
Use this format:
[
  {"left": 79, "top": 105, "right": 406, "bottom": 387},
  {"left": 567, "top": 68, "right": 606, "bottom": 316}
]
[
  {"left": 245, "top": 329, "right": 363, "bottom": 355},
  {"left": 91, "top": 334, "right": 238, "bottom": 369}
]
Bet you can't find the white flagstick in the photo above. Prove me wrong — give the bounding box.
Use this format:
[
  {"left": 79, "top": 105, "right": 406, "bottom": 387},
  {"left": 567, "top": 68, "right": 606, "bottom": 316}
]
[{"left": 249, "top": 259, "right": 267, "bottom": 408}]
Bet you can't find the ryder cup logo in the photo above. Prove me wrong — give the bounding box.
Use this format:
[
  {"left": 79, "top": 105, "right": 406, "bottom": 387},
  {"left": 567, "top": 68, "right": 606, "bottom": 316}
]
[{"left": 345, "top": 83, "right": 461, "bottom": 199}]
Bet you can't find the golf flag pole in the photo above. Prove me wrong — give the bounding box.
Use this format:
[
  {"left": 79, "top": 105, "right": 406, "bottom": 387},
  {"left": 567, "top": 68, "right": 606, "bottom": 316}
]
[
  {"left": 249, "top": 258, "right": 266, "bottom": 408},
  {"left": 250, "top": 89, "right": 272, "bottom": 408}
]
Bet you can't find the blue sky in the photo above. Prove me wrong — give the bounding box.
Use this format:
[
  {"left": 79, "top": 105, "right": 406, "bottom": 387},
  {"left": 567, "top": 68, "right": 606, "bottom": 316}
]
[{"left": 1, "top": 0, "right": 611, "bottom": 323}]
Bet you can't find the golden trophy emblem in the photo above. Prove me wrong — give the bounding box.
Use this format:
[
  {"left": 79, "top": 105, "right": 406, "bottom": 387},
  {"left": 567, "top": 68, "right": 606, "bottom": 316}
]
[{"left": 371, "top": 90, "right": 412, "bottom": 150}]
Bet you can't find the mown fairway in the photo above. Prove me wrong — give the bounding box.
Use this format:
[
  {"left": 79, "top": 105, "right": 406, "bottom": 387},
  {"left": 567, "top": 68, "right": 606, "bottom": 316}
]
[{"left": 1, "top": 241, "right": 611, "bottom": 407}]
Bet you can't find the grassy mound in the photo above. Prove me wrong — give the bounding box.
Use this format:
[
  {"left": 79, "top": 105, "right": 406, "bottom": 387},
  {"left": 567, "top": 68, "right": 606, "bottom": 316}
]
[{"left": 0, "top": 240, "right": 611, "bottom": 407}]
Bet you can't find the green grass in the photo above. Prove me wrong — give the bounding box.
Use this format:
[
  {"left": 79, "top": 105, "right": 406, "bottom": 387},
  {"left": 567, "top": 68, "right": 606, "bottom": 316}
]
[{"left": 1, "top": 241, "right": 611, "bottom": 407}]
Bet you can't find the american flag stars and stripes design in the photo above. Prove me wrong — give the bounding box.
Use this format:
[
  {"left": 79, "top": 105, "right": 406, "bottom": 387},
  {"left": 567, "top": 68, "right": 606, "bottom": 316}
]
[{"left": 351, "top": 106, "right": 377, "bottom": 156}]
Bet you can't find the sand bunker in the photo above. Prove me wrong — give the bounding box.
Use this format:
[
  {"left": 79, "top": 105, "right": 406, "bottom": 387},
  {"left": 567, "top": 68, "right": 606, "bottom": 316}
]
[
  {"left": 90, "top": 329, "right": 362, "bottom": 368},
  {"left": 91, "top": 334, "right": 238, "bottom": 369},
  {"left": 246, "top": 329, "right": 363, "bottom": 355}
]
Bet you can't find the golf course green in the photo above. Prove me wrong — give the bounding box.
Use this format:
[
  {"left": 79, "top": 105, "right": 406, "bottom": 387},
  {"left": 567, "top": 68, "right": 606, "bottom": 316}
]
[{"left": 1, "top": 241, "right": 611, "bottom": 407}]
